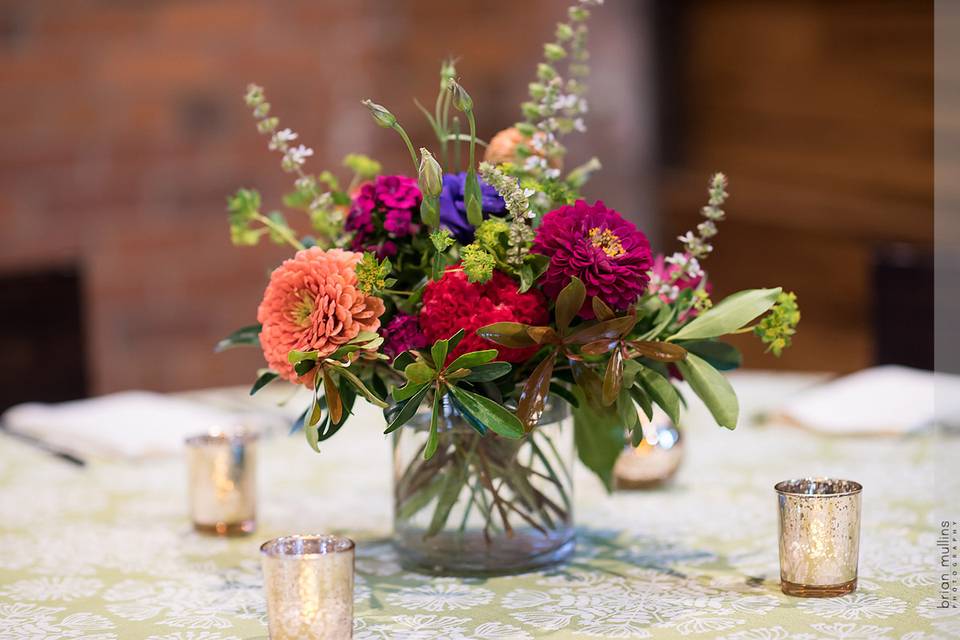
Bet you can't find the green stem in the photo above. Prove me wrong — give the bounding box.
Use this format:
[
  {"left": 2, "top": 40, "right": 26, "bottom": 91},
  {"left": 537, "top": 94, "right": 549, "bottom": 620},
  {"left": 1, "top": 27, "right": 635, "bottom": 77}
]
[
  {"left": 253, "top": 213, "right": 305, "bottom": 251},
  {"left": 392, "top": 124, "right": 419, "bottom": 175},
  {"left": 466, "top": 110, "right": 477, "bottom": 172},
  {"left": 381, "top": 288, "right": 415, "bottom": 296}
]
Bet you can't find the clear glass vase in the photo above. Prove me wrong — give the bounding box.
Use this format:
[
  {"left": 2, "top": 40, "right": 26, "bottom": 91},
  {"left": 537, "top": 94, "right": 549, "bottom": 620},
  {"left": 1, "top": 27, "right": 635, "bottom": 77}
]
[{"left": 392, "top": 399, "right": 575, "bottom": 576}]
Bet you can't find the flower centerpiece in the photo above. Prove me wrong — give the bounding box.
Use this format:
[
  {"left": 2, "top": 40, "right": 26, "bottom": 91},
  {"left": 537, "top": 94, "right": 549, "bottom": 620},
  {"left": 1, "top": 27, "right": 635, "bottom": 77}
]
[{"left": 219, "top": 0, "right": 799, "bottom": 575}]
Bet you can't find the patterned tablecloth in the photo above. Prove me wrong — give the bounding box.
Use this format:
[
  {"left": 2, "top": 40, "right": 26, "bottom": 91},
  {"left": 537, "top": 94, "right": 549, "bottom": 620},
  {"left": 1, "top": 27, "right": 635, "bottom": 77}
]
[{"left": 0, "top": 372, "right": 949, "bottom": 639}]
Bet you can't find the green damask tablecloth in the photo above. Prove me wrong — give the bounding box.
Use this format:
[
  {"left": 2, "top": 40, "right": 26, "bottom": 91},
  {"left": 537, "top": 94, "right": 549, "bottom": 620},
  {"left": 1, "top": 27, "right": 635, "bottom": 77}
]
[{"left": 0, "top": 373, "right": 949, "bottom": 639}]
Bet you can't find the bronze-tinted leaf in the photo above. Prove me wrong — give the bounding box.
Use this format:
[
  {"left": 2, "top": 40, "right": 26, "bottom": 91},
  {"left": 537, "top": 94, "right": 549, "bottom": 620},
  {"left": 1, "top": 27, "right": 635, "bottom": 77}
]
[
  {"left": 477, "top": 322, "right": 536, "bottom": 348},
  {"left": 592, "top": 297, "right": 615, "bottom": 321},
  {"left": 555, "top": 276, "right": 586, "bottom": 332},
  {"left": 526, "top": 325, "right": 561, "bottom": 345},
  {"left": 630, "top": 340, "right": 688, "bottom": 362},
  {"left": 517, "top": 351, "right": 556, "bottom": 430},
  {"left": 323, "top": 368, "right": 343, "bottom": 425},
  {"left": 601, "top": 349, "right": 623, "bottom": 407},
  {"left": 571, "top": 360, "right": 605, "bottom": 409},
  {"left": 581, "top": 339, "right": 618, "bottom": 356},
  {"left": 567, "top": 314, "right": 637, "bottom": 345}
]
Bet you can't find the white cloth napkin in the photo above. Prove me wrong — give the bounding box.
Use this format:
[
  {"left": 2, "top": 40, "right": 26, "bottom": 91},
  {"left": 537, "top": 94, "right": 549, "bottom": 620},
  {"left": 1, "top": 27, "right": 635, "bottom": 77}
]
[
  {"left": 776, "top": 365, "right": 957, "bottom": 435},
  {"left": 1, "top": 391, "right": 287, "bottom": 461}
]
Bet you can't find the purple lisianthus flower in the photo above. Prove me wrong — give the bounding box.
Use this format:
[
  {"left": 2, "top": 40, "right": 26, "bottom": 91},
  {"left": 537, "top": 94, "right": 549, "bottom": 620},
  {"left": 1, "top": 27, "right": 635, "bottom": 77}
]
[
  {"left": 438, "top": 172, "right": 507, "bottom": 243},
  {"left": 381, "top": 312, "right": 428, "bottom": 359},
  {"left": 384, "top": 209, "right": 413, "bottom": 237},
  {"left": 532, "top": 200, "right": 653, "bottom": 317}
]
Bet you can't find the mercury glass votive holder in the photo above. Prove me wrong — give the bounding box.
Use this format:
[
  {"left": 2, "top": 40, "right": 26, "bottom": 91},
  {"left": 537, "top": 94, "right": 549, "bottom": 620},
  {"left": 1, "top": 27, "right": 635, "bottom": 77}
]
[
  {"left": 185, "top": 431, "right": 257, "bottom": 536},
  {"left": 261, "top": 535, "right": 355, "bottom": 640},
  {"left": 775, "top": 478, "right": 862, "bottom": 597}
]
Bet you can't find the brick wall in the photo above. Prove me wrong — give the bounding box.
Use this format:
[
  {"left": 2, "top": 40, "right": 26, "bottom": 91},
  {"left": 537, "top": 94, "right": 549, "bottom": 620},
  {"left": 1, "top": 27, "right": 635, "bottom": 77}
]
[{"left": 0, "top": 0, "right": 652, "bottom": 394}]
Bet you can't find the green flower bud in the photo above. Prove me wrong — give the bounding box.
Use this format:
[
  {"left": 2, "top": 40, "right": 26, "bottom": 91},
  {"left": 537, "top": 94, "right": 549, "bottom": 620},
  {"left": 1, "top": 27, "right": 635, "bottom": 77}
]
[
  {"left": 537, "top": 63, "right": 558, "bottom": 82},
  {"left": 528, "top": 82, "right": 546, "bottom": 100},
  {"left": 555, "top": 23, "right": 574, "bottom": 41},
  {"left": 448, "top": 80, "right": 473, "bottom": 112},
  {"left": 417, "top": 148, "right": 443, "bottom": 198},
  {"left": 244, "top": 83, "right": 265, "bottom": 107},
  {"left": 544, "top": 43, "right": 567, "bottom": 61},
  {"left": 361, "top": 99, "right": 397, "bottom": 128}
]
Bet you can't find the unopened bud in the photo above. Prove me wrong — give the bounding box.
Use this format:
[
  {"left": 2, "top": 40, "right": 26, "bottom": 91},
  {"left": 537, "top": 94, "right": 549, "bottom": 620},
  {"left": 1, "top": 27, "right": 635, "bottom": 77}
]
[
  {"left": 418, "top": 148, "right": 443, "bottom": 198},
  {"left": 361, "top": 99, "right": 397, "bottom": 128},
  {"left": 448, "top": 80, "right": 473, "bottom": 112}
]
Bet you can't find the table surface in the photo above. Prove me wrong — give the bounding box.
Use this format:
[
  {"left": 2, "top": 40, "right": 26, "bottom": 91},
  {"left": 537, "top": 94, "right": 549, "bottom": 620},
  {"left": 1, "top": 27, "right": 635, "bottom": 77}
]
[{"left": 0, "top": 372, "right": 947, "bottom": 639}]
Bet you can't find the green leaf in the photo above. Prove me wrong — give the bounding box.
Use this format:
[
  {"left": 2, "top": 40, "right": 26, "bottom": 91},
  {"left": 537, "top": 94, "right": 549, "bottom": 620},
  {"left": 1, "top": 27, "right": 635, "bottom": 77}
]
[
  {"left": 393, "top": 380, "right": 427, "bottom": 402},
  {"left": 333, "top": 365, "right": 389, "bottom": 408},
  {"left": 447, "top": 385, "right": 524, "bottom": 439},
  {"left": 249, "top": 371, "right": 278, "bottom": 396},
  {"left": 431, "top": 337, "right": 450, "bottom": 368},
  {"left": 477, "top": 322, "right": 537, "bottom": 348},
  {"left": 446, "top": 349, "right": 497, "bottom": 371},
  {"left": 322, "top": 369, "right": 343, "bottom": 425},
  {"left": 555, "top": 276, "right": 586, "bottom": 332},
  {"left": 405, "top": 362, "right": 437, "bottom": 385},
  {"left": 288, "top": 349, "right": 319, "bottom": 364},
  {"left": 447, "top": 329, "right": 466, "bottom": 352},
  {"left": 392, "top": 351, "right": 416, "bottom": 371},
  {"left": 669, "top": 288, "right": 782, "bottom": 341},
  {"left": 447, "top": 392, "right": 489, "bottom": 435},
  {"left": 424, "top": 391, "right": 443, "bottom": 460},
  {"left": 549, "top": 382, "right": 580, "bottom": 409},
  {"left": 628, "top": 384, "right": 653, "bottom": 422},
  {"left": 678, "top": 340, "right": 742, "bottom": 371},
  {"left": 463, "top": 362, "right": 512, "bottom": 382},
  {"left": 635, "top": 366, "right": 681, "bottom": 425},
  {"left": 293, "top": 360, "right": 316, "bottom": 377},
  {"left": 397, "top": 474, "right": 445, "bottom": 521},
  {"left": 305, "top": 414, "right": 321, "bottom": 453},
  {"left": 383, "top": 384, "right": 432, "bottom": 434},
  {"left": 572, "top": 386, "right": 624, "bottom": 491},
  {"left": 637, "top": 303, "right": 676, "bottom": 341},
  {"left": 215, "top": 324, "right": 261, "bottom": 352},
  {"left": 675, "top": 352, "right": 739, "bottom": 428}
]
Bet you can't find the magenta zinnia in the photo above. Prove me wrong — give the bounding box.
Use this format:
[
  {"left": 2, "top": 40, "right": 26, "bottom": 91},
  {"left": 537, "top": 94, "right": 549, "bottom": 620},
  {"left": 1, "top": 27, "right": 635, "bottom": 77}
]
[{"left": 532, "top": 200, "right": 653, "bottom": 314}]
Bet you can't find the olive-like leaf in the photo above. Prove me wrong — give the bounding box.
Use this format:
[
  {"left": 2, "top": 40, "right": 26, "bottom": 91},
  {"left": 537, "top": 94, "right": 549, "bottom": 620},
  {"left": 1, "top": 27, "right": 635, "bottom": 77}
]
[
  {"left": 431, "top": 337, "right": 450, "bottom": 369},
  {"left": 287, "top": 349, "right": 319, "bottom": 364},
  {"left": 675, "top": 352, "right": 739, "bottom": 428},
  {"left": 581, "top": 339, "right": 618, "bottom": 356},
  {"left": 602, "top": 349, "right": 623, "bottom": 406},
  {"left": 629, "top": 384, "right": 653, "bottom": 421},
  {"left": 393, "top": 380, "right": 427, "bottom": 402},
  {"left": 669, "top": 287, "right": 781, "bottom": 342},
  {"left": 447, "top": 385, "right": 524, "bottom": 439},
  {"left": 334, "top": 365, "right": 389, "bottom": 408},
  {"left": 477, "top": 322, "right": 537, "bottom": 348},
  {"left": 323, "top": 368, "right": 343, "bottom": 425},
  {"left": 592, "top": 297, "right": 615, "bottom": 321},
  {"left": 630, "top": 340, "right": 688, "bottom": 362},
  {"left": 447, "top": 329, "right": 466, "bottom": 352},
  {"left": 567, "top": 314, "right": 637, "bottom": 345},
  {"left": 215, "top": 324, "right": 261, "bottom": 352},
  {"left": 383, "top": 384, "right": 431, "bottom": 434},
  {"left": 392, "top": 351, "right": 416, "bottom": 371},
  {"left": 678, "top": 339, "right": 742, "bottom": 371},
  {"left": 555, "top": 276, "right": 586, "bottom": 332},
  {"left": 517, "top": 352, "right": 556, "bottom": 429},
  {"left": 446, "top": 349, "right": 497, "bottom": 372}
]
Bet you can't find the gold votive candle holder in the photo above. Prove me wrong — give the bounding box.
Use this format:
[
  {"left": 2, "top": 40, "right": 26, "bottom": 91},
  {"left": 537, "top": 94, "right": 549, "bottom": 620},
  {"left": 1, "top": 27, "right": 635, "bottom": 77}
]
[
  {"left": 261, "top": 535, "right": 355, "bottom": 640},
  {"left": 775, "top": 477, "right": 862, "bottom": 597},
  {"left": 185, "top": 431, "right": 258, "bottom": 536}
]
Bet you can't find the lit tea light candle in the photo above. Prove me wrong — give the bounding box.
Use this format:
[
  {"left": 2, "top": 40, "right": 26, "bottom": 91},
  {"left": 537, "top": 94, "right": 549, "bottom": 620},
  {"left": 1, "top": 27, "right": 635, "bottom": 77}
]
[
  {"left": 185, "top": 431, "right": 257, "bottom": 536},
  {"left": 261, "top": 535, "right": 355, "bottom": 639},
  {"left": 775, "top": 477, "right": 862, "bottom": 597}
]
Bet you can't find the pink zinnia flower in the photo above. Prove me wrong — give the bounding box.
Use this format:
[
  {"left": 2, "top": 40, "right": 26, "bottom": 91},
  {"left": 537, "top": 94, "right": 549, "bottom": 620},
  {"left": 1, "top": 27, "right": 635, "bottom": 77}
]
[
  {"left": 257, "top": 248, "right": 385, "bottom": 385},
  {"left": 532, "top": 200, "right": 653, "bottom": 316}
]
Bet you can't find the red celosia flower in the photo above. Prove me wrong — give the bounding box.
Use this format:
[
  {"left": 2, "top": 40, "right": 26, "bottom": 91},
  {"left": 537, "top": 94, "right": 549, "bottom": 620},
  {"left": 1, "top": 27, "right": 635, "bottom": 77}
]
[{"left": 419, "top": 268, "right": 549, "bottom": 364}]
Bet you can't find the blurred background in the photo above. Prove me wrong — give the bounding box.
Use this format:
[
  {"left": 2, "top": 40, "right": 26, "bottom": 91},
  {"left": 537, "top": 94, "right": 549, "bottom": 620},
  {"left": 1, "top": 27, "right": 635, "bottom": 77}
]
[{"left": 0, "top": 0, "right": 933, "bottom": 409}]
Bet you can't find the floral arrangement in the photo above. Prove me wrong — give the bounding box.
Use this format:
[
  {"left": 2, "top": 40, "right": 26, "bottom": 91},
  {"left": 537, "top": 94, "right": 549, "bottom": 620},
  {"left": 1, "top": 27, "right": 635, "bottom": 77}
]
[{"left": 219, "top": 0, "right": 799, "bottom": 551}]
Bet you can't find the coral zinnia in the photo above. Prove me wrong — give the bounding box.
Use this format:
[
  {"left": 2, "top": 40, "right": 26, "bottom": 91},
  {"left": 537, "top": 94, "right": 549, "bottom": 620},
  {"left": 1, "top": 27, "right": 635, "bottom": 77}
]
[
  {"left": 532, "top": 200, "right": 653, "bottom": 315},
  {"left": 419, "top": 268, "right": 548, "bottom": 364},
  {"left": 257, "top": 248, "right": 385, "bottom": 384}
]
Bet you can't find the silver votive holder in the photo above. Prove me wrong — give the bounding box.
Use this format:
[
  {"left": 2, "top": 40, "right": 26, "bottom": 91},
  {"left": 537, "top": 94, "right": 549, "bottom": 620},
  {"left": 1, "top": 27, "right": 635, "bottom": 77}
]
[
  {"left": 185, "top": 431, "right": 258, "bottom": 536},
  {"left": 776, "top": 477, "right": 862, "bottom": 597},
  {"left": 261, "top": 535, "right": 355, "bottom": 640}
]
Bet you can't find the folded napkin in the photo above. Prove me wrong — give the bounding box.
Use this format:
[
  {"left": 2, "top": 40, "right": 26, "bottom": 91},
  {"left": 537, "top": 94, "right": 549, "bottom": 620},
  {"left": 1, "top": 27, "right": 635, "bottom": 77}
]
[
  {"left": 1, "top": 391, "right": 287, "bottom": 461},
  {"left": 776, "top": 365, "right": 957, "bottom": 435}
]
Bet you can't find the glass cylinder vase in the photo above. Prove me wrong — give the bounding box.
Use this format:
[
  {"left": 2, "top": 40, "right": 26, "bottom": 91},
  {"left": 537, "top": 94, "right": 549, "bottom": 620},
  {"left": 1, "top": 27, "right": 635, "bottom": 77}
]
[{"left": 392, "top": 400, "right": 574, "bottom": 576}]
